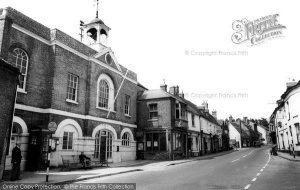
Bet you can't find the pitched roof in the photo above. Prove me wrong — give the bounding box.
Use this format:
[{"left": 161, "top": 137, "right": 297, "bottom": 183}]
[
  {"left": 200, "top": 111, "right": 221, "bottom": 126},
  {"left": 281, "top": 80, "right": 300, "bottom": 100},
  {"left": 229, "top": 121, "right": 250, "bottom": 138},
  {"left": 138, "top": 89, "right": 173, "bottom": 100}
]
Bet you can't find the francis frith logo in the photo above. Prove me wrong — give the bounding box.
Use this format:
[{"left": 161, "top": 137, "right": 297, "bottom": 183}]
[{"left": 231, "top": 14, "right": 286, "bottom": 45}]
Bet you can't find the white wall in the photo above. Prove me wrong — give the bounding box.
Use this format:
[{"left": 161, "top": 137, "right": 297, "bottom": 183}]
[
  {"left": 257, "top": 125, "right": 267, "bottom": 145},
  {"left": 188, "top": 112, "right": 201, "bottom": 132},
  {"left": 276, "top": 87, "right": 300, "bottom": 153},
  {"left": 228, "top": 123, "right": 241, "bottom": 148}
]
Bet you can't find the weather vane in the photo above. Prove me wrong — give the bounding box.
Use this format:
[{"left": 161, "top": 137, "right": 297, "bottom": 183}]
[{"left": 96, "top": 0, "right": 99, "bottom": 18}]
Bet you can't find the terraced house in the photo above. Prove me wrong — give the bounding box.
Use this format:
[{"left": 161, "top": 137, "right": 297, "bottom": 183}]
[
  {"left": 271, "top": 80, "right": 300, "bottom": 156},
  {"left": 136, "top": 84, "right": 224, "bottom": 160},
  {"left": 137, "top": 85, "right": 189, "bottom": 160},
  {"left": 0, "top": 7, "right": 138, "bottom": 171},
  {"left": 198, "top": 104, "right": 222, "bottom": 154}
]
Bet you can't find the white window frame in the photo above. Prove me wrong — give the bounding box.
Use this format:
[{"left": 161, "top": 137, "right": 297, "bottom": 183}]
[
  {"left": 122, "top": 132, "right": 130, "bottom": 147},
  {"left": 124, "top": 95, "right": 131, "bottom": 116},
  {"left": 149, "top": 103, "right": 158, "bottom": 120},
  {"left": 62, "top": 131, "right": 74, "bottom": 150},
  {"left": 66, "top": 73, "right": 79, "bottom": 103},
  {"left": 96, "top": 74, "right": 115, "bottom": 111},
  {"left": 12, "top": 48, "right": 29, "bottom": 93}
]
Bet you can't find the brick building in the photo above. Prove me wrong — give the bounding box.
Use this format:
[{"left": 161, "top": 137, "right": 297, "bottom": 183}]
[
  {"left": 137, "top": 85, "right": 189, "bottom": 160},
  {"left": 0, "top": 58, "right": 19, "bottom": 179},
  {"left": 137, "top": 84, "right": 224, "bottom": 160},
  {"left": 0, "top": 7, "right": 138, "bottom": 171}
]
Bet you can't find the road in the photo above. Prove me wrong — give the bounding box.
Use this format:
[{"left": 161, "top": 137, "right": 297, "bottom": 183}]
[{"left": 79, "top": 146, "right": 300, "bottom": 190}]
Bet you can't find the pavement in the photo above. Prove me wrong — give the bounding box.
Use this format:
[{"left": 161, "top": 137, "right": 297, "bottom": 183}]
[
  {"left": 277, "top": 151, "right": 300, "bottom": 162},
  {"left": 1, "top": 149, "right": 236, "bottom": 184},
  {"left": 82, "top": 146, "right": 300, "bottom": 190}
]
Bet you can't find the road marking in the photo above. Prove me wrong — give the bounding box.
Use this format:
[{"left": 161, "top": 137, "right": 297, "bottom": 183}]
[
  {"left": 243, "top": 155, "right": 247, "bottom": 157},
  {"left": 257, "top": 173, "right": 261, "bottom": 176},
  {"left": 252, "top": 178, "right": 257, "bottom": 182},
  {"left": 231, "top": 158, "right": 240, "bottom": 162},
  {"left": 244, "top": 184, "right": 251, "bottom": 189},
  {"left": 260, "top": 169, "right": 263, "bottom": 172}
]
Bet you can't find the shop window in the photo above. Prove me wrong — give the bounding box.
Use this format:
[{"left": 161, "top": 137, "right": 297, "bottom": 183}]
[
  {"left": 153, "top": 133, "right": 159, "bottom": 151},
  {"left": 145, "top": 133, "right": 166, "bottom": 151},
  {"left": 173, "top": 133, "right": 182, "bottom": 151},
  {"left": 146, "top": 133, "right": 152, "bottom": 151}
]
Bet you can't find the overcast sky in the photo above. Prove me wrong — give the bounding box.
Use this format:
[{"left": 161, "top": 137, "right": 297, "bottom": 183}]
[{"left": 1, "top": 0, "right": 299, "bottom": 120}]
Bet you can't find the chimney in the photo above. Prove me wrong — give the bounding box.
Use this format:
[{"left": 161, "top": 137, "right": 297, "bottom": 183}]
[
  {"left": 202, "top": 101, "right": 209, "bottom": 113},
  {"left": 197, "top": 106, "right": 205, "bottom": 112},
  {"left": 179, "top": 90, "right": 185, "bottom": 99},
  {"left": 160, "top": 84, "right": 167, "bottom": 91},
  {"left": 286, "top": 79, "right": 297, "bottom": 89},
  {"left": 229, "top": 115, "right": 233, "bottom": 122},
  {"left": 175, "top": 86, "right": 179, "bottom": 96},
  {"left": 169, "top": 86, "right": 176, "bottom": 95},
  {"left": 243, "top": 117, "right": 248, "bottom": 124},
  {"left": 169, "top": 86, "right": 180, "bottom": 96},
  {"left": 212, "top": 110, "right": 217, "bottom": 120}
]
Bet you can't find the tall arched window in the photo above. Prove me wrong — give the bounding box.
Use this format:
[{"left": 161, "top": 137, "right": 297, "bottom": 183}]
[
  {"left": 11, "top": 48, "right": 29, "bottom": 91},
  {"left": 98, "top": 80, "right": 109, "bottom": 108},
  {"left": 97, "top": 74, "right": 115, "bottom": 110}
]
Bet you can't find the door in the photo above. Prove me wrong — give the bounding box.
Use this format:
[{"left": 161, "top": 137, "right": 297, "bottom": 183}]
[{"left": 94, "top": 130, "right": 113, "bottom": 162}]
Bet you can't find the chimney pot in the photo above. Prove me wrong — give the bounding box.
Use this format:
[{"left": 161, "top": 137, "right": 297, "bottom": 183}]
[{"left": 160, "top": 84, "right": 167, "bottom": 91}]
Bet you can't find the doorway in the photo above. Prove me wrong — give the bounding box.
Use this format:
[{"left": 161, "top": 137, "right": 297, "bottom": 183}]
[{"left": 94, "top": 130, "right": 113, "bottom": 162}]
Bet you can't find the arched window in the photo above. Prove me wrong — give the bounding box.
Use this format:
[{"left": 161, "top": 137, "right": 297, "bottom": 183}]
[
  {"left": 97, "top": 74, "right": 114, "bottom": 110},
  {"left": 98, "top": 80, "right": 109, "bottom": 108},
  {"left": 11, "top": 48, "right": 29, "bottom": 91},
  {"left": 122, "top": 132, "right": 130, "bottom": 146}
]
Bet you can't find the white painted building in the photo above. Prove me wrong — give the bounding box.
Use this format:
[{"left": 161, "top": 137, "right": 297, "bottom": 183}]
[
  {"left": 187, "top": 109, "right": 201, "bottom": 156},
  {"left": 272, "top": 81, "right": 300, "bottom": 156},
  {"left": 257, "top": 125, "right": 267, "bottom": 145},
  {"left": 228, "top": 122, "right": 241, "bottom": 148}
]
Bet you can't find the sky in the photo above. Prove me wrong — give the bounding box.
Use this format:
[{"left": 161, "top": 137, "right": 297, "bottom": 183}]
[{"left": 1, "top": 0, "right": 299, "bottom": 120}]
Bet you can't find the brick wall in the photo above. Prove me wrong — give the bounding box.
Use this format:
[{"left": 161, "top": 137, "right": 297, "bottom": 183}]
[
  {"left": 7, "top": 27, "right": 53, "bottom": 108},
  {"left": 138, "top": 98, "right": 172, "bottom": 129},
  {"left": 0, "top": 60, "right": 19, "bottom": 179}
]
